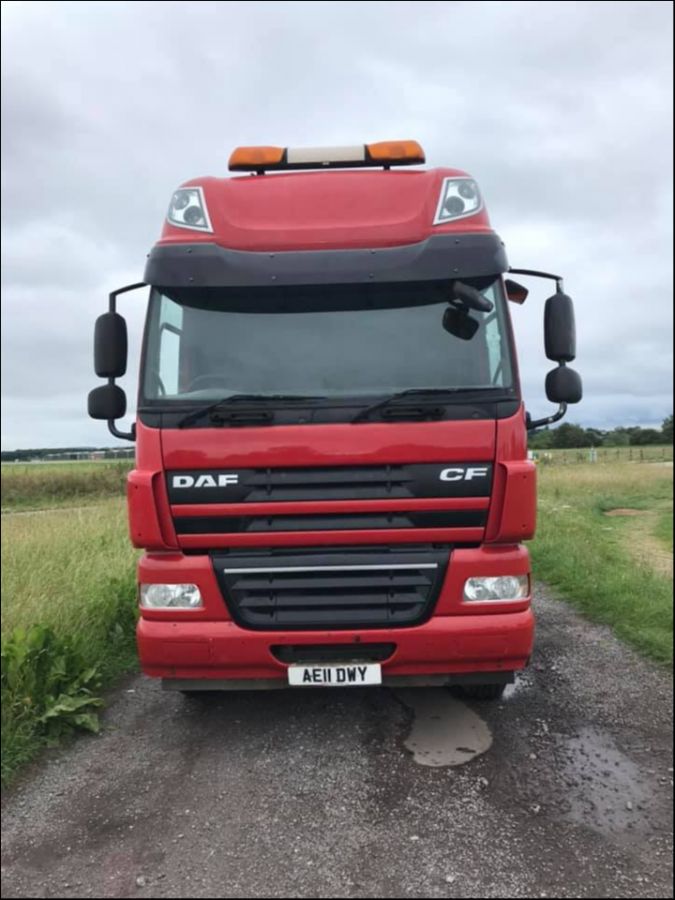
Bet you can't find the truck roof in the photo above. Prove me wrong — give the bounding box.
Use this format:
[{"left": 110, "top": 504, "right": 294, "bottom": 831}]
[{"left": 157, "top": 167, "right": 494, "bottom": 253}]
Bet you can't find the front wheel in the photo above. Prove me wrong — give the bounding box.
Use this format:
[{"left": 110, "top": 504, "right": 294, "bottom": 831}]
[{"left": 461, "top": 683, "right": 506, "bottom": 701}]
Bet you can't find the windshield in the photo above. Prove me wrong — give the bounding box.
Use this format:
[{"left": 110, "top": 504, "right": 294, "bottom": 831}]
[{"left": 141, "top": 278, "right": 515, "bottom": 405}]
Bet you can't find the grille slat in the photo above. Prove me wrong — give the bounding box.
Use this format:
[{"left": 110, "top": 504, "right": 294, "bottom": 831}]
[
  {"left": 242, "top": 607, "right": 421, "bottom": 628},
  {"left": 246, "top": 468, "right": 413, "bottom": 488},
  {"left": 214, "top": 547, "right": 449, "bottom": 630},
  {"left": 246, "top": 485, "right": 412, "bottom": 501},
  {"left": 231, "top": 574, "right": 433, "bottom": 591},
  {"left": 237, "top": 592, "right": 425, "bottom": 610},
  {"left": 175, "top": 510, "right": 486, "bottom": 535}
]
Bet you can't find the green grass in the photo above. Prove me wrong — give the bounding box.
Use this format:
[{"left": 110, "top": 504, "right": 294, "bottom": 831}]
[
  {"left": 1, "top": 461, "right": 133, "bottom": 511},
  {"left": 655, "top": 511, "right": 673, "bottom": 552},
  {"left": 530, "top": 463, "right": 673, "bottom": 664},
  {"left": 1, "top": 499, "right": 138, "bottom": 783}
]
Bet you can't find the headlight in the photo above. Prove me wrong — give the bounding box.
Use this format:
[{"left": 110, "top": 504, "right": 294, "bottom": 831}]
[
  {"left": 139, "top": 583, "right": 203, "bottom": 609},
  {"left": 434, "top": 177, "right": 483, "bottom": 224},
  {"left": 167, "top": 187, "right": 212, "bottom": 232},
  {"left": 463, "top": 575, "right": 529, "bottom": 602}
]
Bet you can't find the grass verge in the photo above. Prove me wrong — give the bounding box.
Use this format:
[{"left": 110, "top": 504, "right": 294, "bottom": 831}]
[
  {"left": 1, "top": 462, "right": 133, "bottom": 511},
  {"left": 655, "top": 510, "right": 674, "bottom": 553},
  {"left": 530, "top": 462, "right": 673, "bottom": 665},
  {"left": 1, "top": 499, "right": 138, "bottom": 784}
]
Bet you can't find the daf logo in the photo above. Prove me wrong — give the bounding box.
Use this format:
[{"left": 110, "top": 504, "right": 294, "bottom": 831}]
[
  {"left": 439, "top": 466, "right": 489, "bottom": 482},
  {"left": 172, "top": 474, "right": 239, "bottom": 488}
]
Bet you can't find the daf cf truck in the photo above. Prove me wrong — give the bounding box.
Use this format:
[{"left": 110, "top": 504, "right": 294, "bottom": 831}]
[{"left": 88, "top": 140, "right": 582, "bottom": 697}]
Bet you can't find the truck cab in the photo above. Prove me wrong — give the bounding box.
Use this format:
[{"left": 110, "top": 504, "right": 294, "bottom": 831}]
[{"left": 89, "top": 140, "right": 582, "bottom": 696}]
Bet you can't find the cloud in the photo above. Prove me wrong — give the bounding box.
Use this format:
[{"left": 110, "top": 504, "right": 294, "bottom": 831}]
[{"left": 1, "top": 0, "right": 673, "bottom": 449}]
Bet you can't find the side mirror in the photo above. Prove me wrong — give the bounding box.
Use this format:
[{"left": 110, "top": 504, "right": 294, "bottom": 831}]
[
  {"left": 94, "top": 312, "right": 128, "bottom": 378},
  {"left": 546, "top": 365, "right": 583, "bottom": 404},
  {"left": 443, "top": 306, "right": 479, "bottom": 341},
  {"left": 544, "top": 292, "right": 576, "bottom": 362},
  {"left": 88, "top": 384, "right": 127, "bottom": 420}
]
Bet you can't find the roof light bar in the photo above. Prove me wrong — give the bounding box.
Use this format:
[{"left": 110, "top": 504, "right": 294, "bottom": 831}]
[
  {"left": 229, "top": 146, "right": 285, "bottom": 170},
  {"left": 228, "top": 140, "right": 425, "bottom": 172}
]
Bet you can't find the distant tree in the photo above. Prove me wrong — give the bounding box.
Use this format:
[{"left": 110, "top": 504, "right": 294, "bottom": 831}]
[
  {"left": 551, "top": 423, "right": 592, "bottom": 449},
  {"left": 630, "top": 428, "right": 664, "bottom": 446},
  {"left": 604, "top": 428, "right": 631, "bottom": 447},
  {"left": 662, "top": 414, "right": 674, "bottom": 444},
  {"left": 528, "top": 428, "right": 554, "bottom": 449},
  {"left": 584, "top": 428, "right": 606, "bottom": 447}
]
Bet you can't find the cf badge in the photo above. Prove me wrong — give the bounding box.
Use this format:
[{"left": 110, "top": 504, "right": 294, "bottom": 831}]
[{"left": 439, "top": 467, "right": 489, "bottom": 482}]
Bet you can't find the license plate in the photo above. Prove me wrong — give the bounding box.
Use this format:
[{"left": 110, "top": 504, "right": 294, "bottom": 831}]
[{"left": 288, "top": 663, "right": 382, "bottom": 687}]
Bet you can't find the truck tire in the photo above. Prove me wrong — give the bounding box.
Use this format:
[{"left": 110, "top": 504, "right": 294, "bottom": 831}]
[{"left": 461, "top": 683, "right": 506, "bottom": 701}]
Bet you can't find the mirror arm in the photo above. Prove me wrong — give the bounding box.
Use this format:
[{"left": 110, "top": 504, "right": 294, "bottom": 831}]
[
  {"left": 106, "top": 377, "right": 135, "bottom": 441},
  {"left": 103, "top": 282, "right": 146, "bottom": 441},
  {"left": 109, "top": 281, "right": 146, "bottom": 313},
  {"left": 108, "top": 420, "right": 136, "bottom": 441},
  {"left": 527, "top": 402, "right": 568, "bottom": 432},
  {"left": 508, "top": 267, "right": 564, "bottom": 293}
]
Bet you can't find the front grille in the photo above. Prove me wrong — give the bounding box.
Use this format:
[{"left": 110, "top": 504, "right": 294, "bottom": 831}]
[
  {"left": 213, "top": 547, "right": 449, "bottom": 630},
  {"left": 175, "top": 510, "right": 486, "bottom": 535},
  {"left": 168, "top": 462, "right": 493, "bottom": 505}
]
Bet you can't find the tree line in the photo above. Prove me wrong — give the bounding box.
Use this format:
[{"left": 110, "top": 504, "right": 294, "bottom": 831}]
[
  {"left": 529, "top": 414, "right": 674, "bottom": 450},
  {"left": 0, "top": 446, "right": 134, "bottom": 462},
  {"left": 3, "top": 415, "right": 673, "bottom": 459}
]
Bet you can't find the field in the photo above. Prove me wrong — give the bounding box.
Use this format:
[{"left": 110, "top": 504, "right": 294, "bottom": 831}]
[
  {"left": 1, "top": 461, "right": 132, "bottom": 511},
  {"left": 1, "top": 457, "right": 673, "bottom": 784},
  {"left": 531, "top": 444, "right": 673, "bottom": 465},
  {"left": 532, "top": 461, "right": 673, "bottom": 662},
  {"left": 1, "top": 466, "right": 138, "bottom": 782}
]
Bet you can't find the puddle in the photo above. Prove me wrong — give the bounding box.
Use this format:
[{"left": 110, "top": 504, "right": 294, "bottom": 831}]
[
  {"left": 558, "top": 727, "right": 652, "bottom": 837},
  {"left": 396, "top": 688, "right": 492, "bottom": 767}
]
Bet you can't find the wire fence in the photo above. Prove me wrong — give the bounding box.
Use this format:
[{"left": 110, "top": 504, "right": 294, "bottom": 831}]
[{"left": 531, "top": 445, "right": 674, "bottom": 465}]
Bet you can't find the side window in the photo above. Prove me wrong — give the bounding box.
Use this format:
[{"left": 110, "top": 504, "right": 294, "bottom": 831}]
[
  {"left": 484, "top": 312, "right": 504, "bottom": 385},
  {"left": 157, "top": 295, "right": 183, "bottom": 396},
  {"left": 481, "top": 282, "right": 512, "bottom": 387}
]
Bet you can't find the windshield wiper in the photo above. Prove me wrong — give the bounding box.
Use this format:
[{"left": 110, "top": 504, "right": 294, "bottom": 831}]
[
  {"left": 177, "top": 394, "right": 326, "bottom": 428},
  {"left": 351, "top": 388, "right": 499, "bottom": 424}
]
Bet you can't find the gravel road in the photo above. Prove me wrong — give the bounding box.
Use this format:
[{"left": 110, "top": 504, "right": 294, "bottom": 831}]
[{"left": 2, "top": 589, "right": 673, "bottom": 899}]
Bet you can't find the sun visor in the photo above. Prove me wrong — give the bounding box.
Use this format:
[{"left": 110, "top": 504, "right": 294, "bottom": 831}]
[{"left": 144, "top": 233, "right": 509, "bottom": 289}]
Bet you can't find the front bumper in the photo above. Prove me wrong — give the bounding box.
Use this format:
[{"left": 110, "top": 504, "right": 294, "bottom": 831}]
[
  {"left": 137, "top": 608, "right": 534, "bottom": 683},
  {"left": 137, "top": 543, "right": 534, "bottom": 684}
]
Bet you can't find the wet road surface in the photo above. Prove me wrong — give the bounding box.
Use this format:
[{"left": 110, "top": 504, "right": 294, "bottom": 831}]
[{"left": 1, "top": 589, "right": 673, "bottom": 898}]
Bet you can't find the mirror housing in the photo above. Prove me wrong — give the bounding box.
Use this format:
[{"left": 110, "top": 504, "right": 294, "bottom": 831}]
[
  {"left": 504, "top": 279, "right": 528, "bottom": 304},
  {"left": 443, "top": 306, "right": 479, "bottom": 341},
  {"left": 94, "top": 312, "right": 128, "bottom": 378},
  {"left": 544, "top": 292, "right": 576, "bottom": 362},
  {"left": 88, "top": 384, "right": 127, "bottom": 421},
  {"left": 546, "top": 365, "right": 583, "bottom": 405},
  {"left": 450, "top": 281, "right": 494, "bottom": 313}
]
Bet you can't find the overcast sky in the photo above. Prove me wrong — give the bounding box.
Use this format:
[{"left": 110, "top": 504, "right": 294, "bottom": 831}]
[{"left": 1, "top": 0, "right": 673, "bottom": 449}]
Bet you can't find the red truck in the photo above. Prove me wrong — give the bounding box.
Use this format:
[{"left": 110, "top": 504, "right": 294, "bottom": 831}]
[{"left": 88, "top": 140, "right": 582, "bottom": 698}]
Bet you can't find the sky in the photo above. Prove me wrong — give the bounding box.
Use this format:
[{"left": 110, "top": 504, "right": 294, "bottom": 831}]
[{"left": 1, "top": 0, "right": 673, "bottom": 449}]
